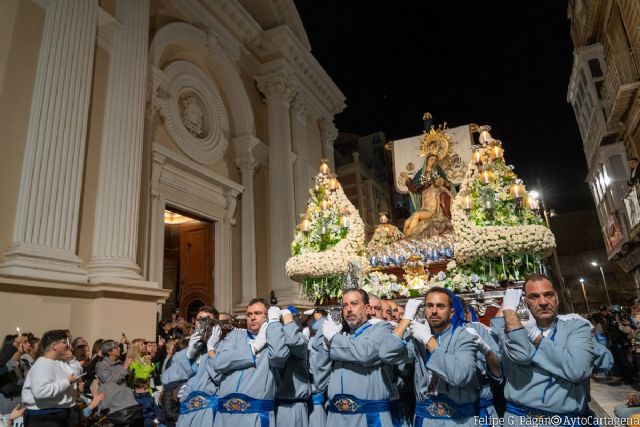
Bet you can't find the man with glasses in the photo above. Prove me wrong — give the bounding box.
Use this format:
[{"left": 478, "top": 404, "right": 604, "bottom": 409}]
[{"left": 21, "top": 329, "right": 81, "bottom": 426}]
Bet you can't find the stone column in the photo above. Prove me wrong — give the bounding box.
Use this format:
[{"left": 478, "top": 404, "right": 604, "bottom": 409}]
[
  {"left": 88, "top": 0, "right": 149, "bottom": 282},
  {"left": 256, "top": 71, "right": 298, "bottom": 301},
  {"left": 319, "top": 117, "right": 339, "bottom": 171},
  {"left": 0, "top": 0, "right": 98, "bottom": 281},
  {"left": 291, "top": 94, "right": 311, "bottom": 218},
  {"left": 233, "top": 135, "right": 260, "bottom": 306}
]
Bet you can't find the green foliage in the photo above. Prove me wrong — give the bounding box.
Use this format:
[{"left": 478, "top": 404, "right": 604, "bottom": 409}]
[{"left": 302, "top": 275, "right": 343, "bottom": 302}]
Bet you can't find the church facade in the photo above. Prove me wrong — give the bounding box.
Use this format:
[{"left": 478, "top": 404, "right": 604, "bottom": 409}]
[{"left": 0, "top": 0, "right": 344, "bottom": 341}]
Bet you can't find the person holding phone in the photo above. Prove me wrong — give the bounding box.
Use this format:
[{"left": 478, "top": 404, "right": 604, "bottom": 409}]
[{"left": 21, "top": 330, "right": 81, "bottom": 427}]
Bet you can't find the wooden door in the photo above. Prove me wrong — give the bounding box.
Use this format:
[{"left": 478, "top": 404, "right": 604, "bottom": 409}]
[{"left": 178, "top": 221, "right": 214, "bottom": 319}]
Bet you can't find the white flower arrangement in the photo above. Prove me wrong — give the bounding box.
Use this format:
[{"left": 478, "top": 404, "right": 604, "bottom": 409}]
[
  {"left": 366, "top": 223, "right": 404, "bottom": 252},
  {"left": 452, "top": 160, "right": 556, "bottom": 264},
  {"left": 286, "top": 173, "right": 369, "bottom": 282},
  {"left": 361, "top": 272, "right": 409, "bottom": 299}
]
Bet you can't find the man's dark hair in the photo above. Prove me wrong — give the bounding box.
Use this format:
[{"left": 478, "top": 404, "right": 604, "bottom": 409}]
[
  {"left": 247, "top": 298, "right": 268, "bottom": 309},
  {"left": 41, "top": 330, "right": 68, "bottom": 352},
  {"left": 630, "top": 157, "right": 639, "bottom": 162},
  {"left": 342, "top": 288, "right": 369, "bottom": 305},
  {"left": 424, "top": 286, "right": 453, "bottom": 308},
  {"left": 197, "top": 306, "right": 219, "bottom": 319},
  {"left": 523, "top": 274, "right": 554, "bottom": 294}
]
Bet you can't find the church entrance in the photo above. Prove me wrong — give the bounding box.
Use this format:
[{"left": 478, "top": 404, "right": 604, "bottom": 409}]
[{"left": 162, "top": 207, "right": 214, "bottom": 321}]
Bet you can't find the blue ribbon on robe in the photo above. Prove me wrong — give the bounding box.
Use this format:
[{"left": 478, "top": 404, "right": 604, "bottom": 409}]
[
  {"left": 468, "top": 305, "right": 479, "bottom": 322},
  {"left": 217, "top": 393, "right": 274, "bottom": 427},
  {"left": 477, "top": 398, "right": 492, "bottom": 427},
  {"left": 328, "top": 393, "right": 391, "bottom": 427},
  {"left": 180, "top": 391, "right": 219, "bottom": 415},
  {"left": 311, "top": 392, "right": 325, "bottom": 406},
  {"left": 414, "top": 395, "right": 476, "bottom": 425},
  {"left": 506, "top": 401, "right": 582, "bottom": 426}
]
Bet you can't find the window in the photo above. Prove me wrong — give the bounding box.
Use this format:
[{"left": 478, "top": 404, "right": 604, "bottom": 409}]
[{"left": 588, "top": 58, "right": 603, "bottom": 78}]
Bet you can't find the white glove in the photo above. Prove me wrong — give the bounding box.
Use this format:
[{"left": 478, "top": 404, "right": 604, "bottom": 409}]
[
  {"left": 522, "top": 311, "right": 540, "bottom": 342},
  {"left": 177, "top": 383, "right": 188, "bottom": 401},
  {"left": 322, "top": 317, "right": 342, "bottom": 342},
  {"left": 302, "top": 327, "right": 311, "bottom": 339},
  {"left": 268, "top": 306, "right": 282, "bottom": 323},
  {"left": 409, "top": 320, "right": 433, "bottom": 344},
  {"left": 403, "top": 299, "right": 423, "bottom": 320},
  {"left": 207, "top": 325, "right": 222, "bottom": 352},
  {"left": 502, "top": 288, "right": 523, "bottom": 312},
  {"left": 186, "top": 332, "right": 201, "bottom": 359},
  {"left": 280, "top": 309, "right": 292, "bottom": 318},
  {"left": 252, "top": 322, "right": 268, "bottom": 354},
  {"left": 465, "top": 327, "right": 491, "bottom": 354}
]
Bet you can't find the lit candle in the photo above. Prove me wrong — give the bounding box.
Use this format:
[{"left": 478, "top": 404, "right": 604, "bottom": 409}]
[
  {"left": 301, "top": 218, "right": 310, "bottom": 232},
  {"left": 319, "top": 199, "right": 330, "bottom": 210},
  {"left": 328, "top": 177, "right": 339, "bottom": 191},
  {"left": 484, "top": 198, "right": 493, "bottom": 209},
  {"left": 490, "top": 145, "right": 503, "bottom": 160},
  {"left": 479, "top": 130, "right": 492, "bottom": 144},
  {"left": 463, "top": 195, "right": 473, "bottom": 210},
  {"left": 472, "top": 150, "right": 483, "bottom": 165},
  {"left": 510, "top": 183, "right": 524, "bottom": 199},
  {"left": 340, "top": 212, "right": 351, "bottom": 227},
  {"left": 319, "top": 159, "right": 330, "bottom": 175},
  {"left": 481, "top": 170, "right": 493, "bottom": 184}
]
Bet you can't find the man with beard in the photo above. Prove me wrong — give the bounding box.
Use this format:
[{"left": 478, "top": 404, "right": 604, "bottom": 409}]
[
  {"left": 393, "top": 288, "right": 478, "bottom": 427},
  {"left": 491, "top": 275, "right": 593, "bottom": 426},
  {"left": 212, "top": 298, "right": 288, "bottom": 427},
  {"left": 313, "top": 288, "right": 406, "bottom": 427}
]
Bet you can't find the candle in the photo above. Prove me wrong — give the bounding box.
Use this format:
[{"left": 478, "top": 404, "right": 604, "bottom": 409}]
[
  {"left": 481, "top": 170, "right": 493, "bottom": 184},
  {"left": 340, "top": 211, "right": 351, "bottom": 227},
  {"left": 463, "top": 195, "right": 473, "bottom": 210},
  {"left": 510, "top": 183, "right": 524, "bottom": 199},
  {"left": 328, "top": 177, "right": 340, "bottom": 191},
  {"left": 484, "top": 198, "right": 493, "bottom": 209},
  {"left": 479, "top": 130, "right": 492, "bottom": 144},
  {"left": 300, "top": 218, "right": 310, "bottom": 232},
  {"left": 320, "top": 199, "right": 330, "bottom": 210},
  {"left": 490, "top": 145, "right": 503, "bottom": 160},
  {"left": 472, "top": 150, "right": 483, "bottom": 165},
  {"left": 319, "top": 159, "right": 330, "bottom": 175}
]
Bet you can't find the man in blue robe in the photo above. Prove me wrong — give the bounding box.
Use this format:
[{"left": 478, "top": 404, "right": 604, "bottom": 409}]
[
  {"left": 212, "top": 299, "right": 289, "bottom": 427},
  {"left": 313, "top": 288, "right": 406, "bottom": 427},
  {"left": 491, "top": 275, "right": 593, "bottom": 426},
  {"left": 394, "top": 289, "right": 479, "bottom": 427}
]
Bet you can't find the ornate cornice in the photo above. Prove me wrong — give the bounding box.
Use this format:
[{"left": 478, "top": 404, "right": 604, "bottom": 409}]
[
  {"left": 291, "top": 93, "right": 309, "bottom": 124},
  {"left": 319, "top": 117, "right": 338, "bottom": 144}
]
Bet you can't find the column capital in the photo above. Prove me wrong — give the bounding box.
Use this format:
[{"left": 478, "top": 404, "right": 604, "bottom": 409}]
[
  {"left": 319, "top": 117, "right": 338, "bottom": 144},
  {"left": 233, "top": 134, "right": 261, "bottom": 175},
  {"left": 256, "top": 71, "right": 297, "bottom": 105},
  {"left": 291, "top": 93, "right": 308, "bottom": 124}
]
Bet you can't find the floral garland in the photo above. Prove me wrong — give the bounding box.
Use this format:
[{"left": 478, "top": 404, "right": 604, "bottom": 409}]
[
  {"left": 366, "top": 223, "right": 404, "bottom": 253},
  {"left": 286, "top": 174, "right": 368, "bottom": 284},
  {"left": 361, "top": 272, "right": 409, "bottom": 299},
  {"left": 452, "top": 157, "right": 556, "bottom": 264}
]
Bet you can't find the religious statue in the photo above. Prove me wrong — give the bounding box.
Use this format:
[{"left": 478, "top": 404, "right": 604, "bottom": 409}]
[{"left": 401, "top": 154, "right": 453, "bottom": 237}]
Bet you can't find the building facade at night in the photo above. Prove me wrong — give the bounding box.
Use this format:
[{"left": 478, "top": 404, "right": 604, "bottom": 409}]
[
  {"left": 0, "top": 0, "right": 344, "bottom": 342},
  {"left": 567, "top": 0, "right": 640, "bottom": 295}
]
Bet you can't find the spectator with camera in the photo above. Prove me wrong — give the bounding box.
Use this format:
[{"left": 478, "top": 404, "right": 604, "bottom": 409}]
[{"left": 0, "top": 333, "right": 29, "bottom": 416}]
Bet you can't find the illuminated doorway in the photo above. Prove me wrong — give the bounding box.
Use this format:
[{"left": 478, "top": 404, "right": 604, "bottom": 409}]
[{"left": 162, "top": 208, "right": 214, "bottom": 321}]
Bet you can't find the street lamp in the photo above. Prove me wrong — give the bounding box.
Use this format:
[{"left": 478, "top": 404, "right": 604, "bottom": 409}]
[
  {"left": 579, "top": 278, "right": 591, "bottom": 314},
  {"left": 591, "top": 261, "right": 612, "bottom": 308}
]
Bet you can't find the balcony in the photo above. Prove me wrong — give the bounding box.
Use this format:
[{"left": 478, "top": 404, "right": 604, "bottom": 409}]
[
  {"left": 602, "top": 49, "right": 640, "bottom": 126},
  {"left": 582, "top": 107, "right": 610, "bottom": 167}
]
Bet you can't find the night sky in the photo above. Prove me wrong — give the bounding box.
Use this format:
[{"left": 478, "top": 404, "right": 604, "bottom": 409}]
[{"left": 295, "top": 0, "right": 593, "bottom": 213}]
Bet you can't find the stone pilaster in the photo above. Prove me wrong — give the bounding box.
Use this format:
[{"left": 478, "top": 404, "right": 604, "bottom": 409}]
[
  {"left": 319, "top": 117, "right": 339, "bottom": 171},
  {"left": 0, "top": 0, "right": 98, "bottom": 281},
  {"left": 233, "top": 135, "right": 260, "bottom": 306},
  {"left": 291, "top": 94, "right": 311, "bottom": 218},
  {"left": 256, "top": 71, "right": 299, "bottom": 301},
  {"left": 88, "top": 0, "right": 150, "bottom": 282}
]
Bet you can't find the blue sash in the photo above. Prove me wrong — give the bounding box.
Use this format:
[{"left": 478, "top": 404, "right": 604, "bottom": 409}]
[
  {"left": 478, "top": 398, "right": 493, "bottom": 427},
  {"left": 311, "top": 392, "right": 325, "bottom": 406},
  {"left": 414, "top": 395, "right": 475, "bottom": 425},
  {"left": 25, "top": 407, "right": 67, "bottom": 415},
  {"left": 328, "top": 394, "right": 390, "bottom": 427},
  {"left": 179, "top": 391, "right": 219, "bottom": 415},
  {"left": 218, "top": 393, "right": 274, "bottom": 427},
  {"left": 506, "top": 401, "right": 582, "bottom": 426}
]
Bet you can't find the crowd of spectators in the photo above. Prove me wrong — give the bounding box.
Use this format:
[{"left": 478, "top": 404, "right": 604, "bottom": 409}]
[{"left": 0, "top": 311, "right": 242, "bottom": 427}]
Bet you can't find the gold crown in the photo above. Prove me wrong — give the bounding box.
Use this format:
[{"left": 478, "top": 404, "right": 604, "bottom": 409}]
[{"left": 419, "top": 124, "right": 451, "bottom": 160}]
